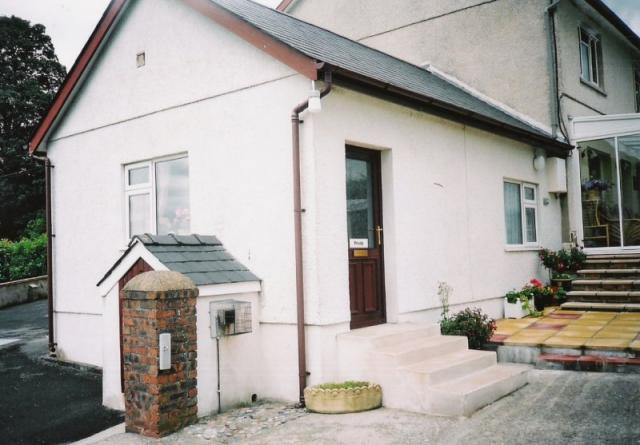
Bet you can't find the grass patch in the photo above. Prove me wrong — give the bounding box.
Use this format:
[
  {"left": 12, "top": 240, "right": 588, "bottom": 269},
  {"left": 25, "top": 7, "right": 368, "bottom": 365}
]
[{"left": 315, "top": 381, "right": 370, "bottom": 390}]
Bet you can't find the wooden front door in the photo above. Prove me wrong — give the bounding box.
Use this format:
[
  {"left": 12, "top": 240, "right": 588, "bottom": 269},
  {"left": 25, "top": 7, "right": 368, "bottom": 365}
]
[{"left": 346, "top": 146, "right": 386, "bottom": 329}]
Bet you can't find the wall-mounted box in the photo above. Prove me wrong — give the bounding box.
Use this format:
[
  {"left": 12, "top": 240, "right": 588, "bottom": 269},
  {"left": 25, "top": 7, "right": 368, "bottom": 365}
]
[
  {"left": 546, "top": 157, "right": 567, "bottom": 193},
  {"left": 210, "top": 300, "right": 252, "bottom": 337}
]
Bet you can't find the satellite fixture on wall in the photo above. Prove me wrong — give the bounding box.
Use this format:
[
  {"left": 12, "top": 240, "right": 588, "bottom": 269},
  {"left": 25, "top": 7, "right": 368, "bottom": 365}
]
[{"left": 136, "top": 52, "right": 146, "bottom": 68}]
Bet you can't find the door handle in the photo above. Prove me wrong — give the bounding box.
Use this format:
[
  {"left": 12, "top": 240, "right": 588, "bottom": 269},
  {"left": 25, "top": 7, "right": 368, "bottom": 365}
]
[{"left": 375, "top": 225, "right": 383, "bottom": 246}]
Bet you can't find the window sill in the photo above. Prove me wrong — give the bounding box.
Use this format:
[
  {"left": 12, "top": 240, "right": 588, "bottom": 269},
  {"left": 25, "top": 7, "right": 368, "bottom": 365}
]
[
  {"left": 580, "top": 78, "right": 607, "bottom": 97},
  {"left": 504, "top": 245, "right": 541, "bottom": 252}
]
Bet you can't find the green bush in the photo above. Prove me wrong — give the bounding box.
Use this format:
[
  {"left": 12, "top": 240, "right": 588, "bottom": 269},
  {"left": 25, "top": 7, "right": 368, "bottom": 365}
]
[
  {"left": 0, "top": 233, "right": 47, "bottom": 283},
  {"left": 440, "top": 308, "right": 496, "bottom": 350}
]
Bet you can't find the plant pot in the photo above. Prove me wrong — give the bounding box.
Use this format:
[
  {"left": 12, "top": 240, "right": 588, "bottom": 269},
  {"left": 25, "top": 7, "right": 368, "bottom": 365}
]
[
  {"left": 585, "top": 190, "right": 601, "bottom": 201},
  {"left": 534, "top": 293, "right": 553, "bottom": 311},
  {"left": 504, "top": 299, "right": 530, "bottom": 319},
  {"left": 551, "top": 278, "right": 573, "bottom": 292},
  {"left": 304, "top": 383, "right": 382, "bottom": 414}
]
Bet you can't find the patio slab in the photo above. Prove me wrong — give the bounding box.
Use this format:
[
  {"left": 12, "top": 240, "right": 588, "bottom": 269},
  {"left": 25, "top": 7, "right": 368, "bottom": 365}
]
[{"left": 584, "top": 338, "right": 632, "bottom": 350}]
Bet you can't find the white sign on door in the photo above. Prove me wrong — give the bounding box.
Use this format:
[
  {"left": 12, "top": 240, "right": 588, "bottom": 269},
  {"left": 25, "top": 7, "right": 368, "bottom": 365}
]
[{"left": 349, "top": 238, "right": 369, "bottom": 249}]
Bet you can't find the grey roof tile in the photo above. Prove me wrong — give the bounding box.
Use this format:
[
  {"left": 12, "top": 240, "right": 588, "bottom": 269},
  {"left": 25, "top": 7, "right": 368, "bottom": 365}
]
[
  {"left": 210, "top": 0, "right": 564, "bottom": 146},
  {"left": 103, "top": 234, "right": 262, "bottom": 286}
]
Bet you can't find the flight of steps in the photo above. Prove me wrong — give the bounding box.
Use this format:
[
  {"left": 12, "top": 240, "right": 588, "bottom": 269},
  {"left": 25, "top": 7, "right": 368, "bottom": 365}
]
[
  {"left": 565, "top": 253, "right": 640, "bottom": 311},
  {"left": 336, "top": 323, "right": 529, "bottom": 417}
]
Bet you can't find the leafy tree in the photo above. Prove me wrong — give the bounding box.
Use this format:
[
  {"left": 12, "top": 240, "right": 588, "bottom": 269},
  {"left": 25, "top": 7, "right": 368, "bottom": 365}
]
[{"left": 0, "top": 16, "right": 66, "bottom": 239}]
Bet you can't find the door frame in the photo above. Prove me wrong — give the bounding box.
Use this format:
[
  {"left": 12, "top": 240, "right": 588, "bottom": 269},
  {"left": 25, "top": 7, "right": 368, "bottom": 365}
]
[{"left": 346, "top": 145, "right": 387, "bottom": 329}]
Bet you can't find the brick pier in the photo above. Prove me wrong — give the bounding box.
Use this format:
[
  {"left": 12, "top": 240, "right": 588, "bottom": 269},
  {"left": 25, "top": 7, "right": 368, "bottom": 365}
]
[{"left": 122, "top": 271, "right": 198, "bottom": 437}]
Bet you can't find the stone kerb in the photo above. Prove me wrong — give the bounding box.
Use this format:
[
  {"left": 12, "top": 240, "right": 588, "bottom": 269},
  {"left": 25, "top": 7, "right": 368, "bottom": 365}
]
[{"left": 122, "top": 270, "right": 198, "bottom": 438}]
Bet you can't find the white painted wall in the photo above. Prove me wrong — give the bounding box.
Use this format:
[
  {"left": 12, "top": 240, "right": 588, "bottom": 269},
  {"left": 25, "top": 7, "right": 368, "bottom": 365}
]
[
  {"left": 47, "top": 0, "right": 310, "bottom": 366},
  {"left": 302, "top": 87, "right": 561, "bottom": 327}
]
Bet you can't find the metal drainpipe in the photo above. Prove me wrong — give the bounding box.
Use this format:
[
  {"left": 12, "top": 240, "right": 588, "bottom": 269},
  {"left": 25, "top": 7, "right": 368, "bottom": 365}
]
[
  {"left": 291, "top": 70, "right": 332, "bottom": 405},
  {"left": 31, "top": 154, "right": 56, "bottom": 356},
  {"left": 545, "top": 0, "right": 564, "bottom": 140}
]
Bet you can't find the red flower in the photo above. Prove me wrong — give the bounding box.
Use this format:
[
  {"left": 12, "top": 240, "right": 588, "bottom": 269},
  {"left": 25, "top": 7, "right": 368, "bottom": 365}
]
[{"left": 530, "top": 278, "right": 543, "bottom": 288}]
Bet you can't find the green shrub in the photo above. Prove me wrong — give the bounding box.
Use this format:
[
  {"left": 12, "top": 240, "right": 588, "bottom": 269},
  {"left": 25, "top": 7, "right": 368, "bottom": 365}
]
[
  {"left": 315, "top": 381, "right": 370, "bottom": 390},
  {"left": 440, "top": 308, "right": 496, "bottom": 350},
  {"left": 0, "top": 233, "right": 47, "bottom": 283}
]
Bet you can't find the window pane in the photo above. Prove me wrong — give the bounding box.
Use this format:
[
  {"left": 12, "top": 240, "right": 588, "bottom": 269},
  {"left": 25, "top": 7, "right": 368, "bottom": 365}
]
[
  {"left": 156, "top": 157, "right": 190, "bottom": 235},
  {"left": 504, "top": 182, "right": 523, "bottom": 245},
  {"left": 524, "top": 186, "right": 535, "bottom": 201},
  {"left": 580, "top": 42, "right": 591, "bottom": 81},
  {"left": 590, "top": 39, "right": 599, "bottom": 84},
  {"left": 129, "top": 193, "right": 150, "bottom": 236},
  {"left": 128, "top": 166, "right": 149, "bottom": 186},
  {"left": 346, "top": 157, "right": 374, "bottom": 247},
  {"left": 525, "top": 207, "right": 537, "bottom": 243}
]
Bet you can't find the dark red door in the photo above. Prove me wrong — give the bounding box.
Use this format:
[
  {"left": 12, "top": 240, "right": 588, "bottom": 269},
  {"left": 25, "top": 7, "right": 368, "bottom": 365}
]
[{"left": 346, "top": 146, "right": 386, "bottom": 329}]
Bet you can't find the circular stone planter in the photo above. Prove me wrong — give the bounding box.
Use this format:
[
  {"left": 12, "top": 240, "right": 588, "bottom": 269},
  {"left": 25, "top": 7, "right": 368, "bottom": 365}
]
[{"left": 304, "top": 382, "right": 382, "bottom": 414}]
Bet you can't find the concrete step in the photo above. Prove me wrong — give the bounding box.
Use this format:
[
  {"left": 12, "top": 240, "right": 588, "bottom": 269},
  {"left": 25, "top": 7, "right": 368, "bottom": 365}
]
[
  {"left": 571, "top": 279, "right": 640, "bottom": 291},
  {"left": 401, "top": 349, "right": 496, "bottom": 386},
  {"left": 561, "top": 301, "right": 640, "bottom": 312},
  {"left": 576, "top": 269, "right": 640, "bottom": 280},
  {"left": 583, "top": 259, "right": 640, "bottom": 269},
  {"left": 338, "top": 322, "right": 441, "bottom": 348},
  {"left": 426, "top": 364, "right": 530, "bottom": 417},
  {"left": 587, "top": 254, "right": 640, "bottom": 260},
  {"left": 567, "top": 290, "right": 640, "bottom": 303},
  {"left": 373, "top": 335, "right": 468, "bottom": 367}
]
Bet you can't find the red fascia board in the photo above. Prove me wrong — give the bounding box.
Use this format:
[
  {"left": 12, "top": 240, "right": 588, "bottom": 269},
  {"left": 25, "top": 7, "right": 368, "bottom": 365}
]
[
  {"left": 183, "top": 0, "right": 319, "bottom": 80},
  {"left": 276, "top": 0, "right": 296, "bottom": 12},
  {"left": 28, "top": 0, "right": 128, "bottom": 154},
  {"left": 29, "top": 0, "right": 319, "bottom": 154}
]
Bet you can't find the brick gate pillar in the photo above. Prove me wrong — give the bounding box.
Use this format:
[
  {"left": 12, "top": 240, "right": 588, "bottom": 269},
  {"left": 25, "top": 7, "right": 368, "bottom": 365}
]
[{"left": 122, "top": 271, "right": 198, "bottom": 437}]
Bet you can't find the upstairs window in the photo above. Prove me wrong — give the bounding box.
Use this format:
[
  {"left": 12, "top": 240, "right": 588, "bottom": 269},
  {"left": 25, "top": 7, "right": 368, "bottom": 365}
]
[
  {"left": 579, "top": 27, "right": 603, "bottom": 88},
  {"left": 124, "top": 155, "right": 190, "bottom": 238},
  {"left": 635, "top": 65, "right": 640, "bottom": 113},
  {"left": 504, "top": 181, "right": 538, "bottom": 246}
]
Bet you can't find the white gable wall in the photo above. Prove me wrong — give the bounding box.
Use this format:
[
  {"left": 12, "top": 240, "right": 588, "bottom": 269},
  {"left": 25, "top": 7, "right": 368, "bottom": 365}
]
[{"left": 46, "top": 0, "right": 309, "bottom": 367}]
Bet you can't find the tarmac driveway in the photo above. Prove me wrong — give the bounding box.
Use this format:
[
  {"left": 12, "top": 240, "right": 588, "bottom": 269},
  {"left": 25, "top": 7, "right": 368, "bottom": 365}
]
[{"left": 0, "top": 300, "right": 123, "bottom": 445}]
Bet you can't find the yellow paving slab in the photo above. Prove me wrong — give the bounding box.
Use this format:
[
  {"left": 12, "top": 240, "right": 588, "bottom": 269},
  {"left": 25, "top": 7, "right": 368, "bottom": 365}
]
[
  {"left": 534, "top": 318, "right": 572, "bottom": 326},
  {"left": 595, "top": 325, "right": 640, "bottom": 333},
  {"left": 630, "top": 340, "right": 640, "bottom": 351},
  {"left": 554, "top": 328, "right": 598, "bottom": 338},
  {"left": 543, "top": 336, "right": 588, "bottom": 348},
  {"left": 607, "top": 319, "right": 640, "bottom": 326},
  {"left": 504, "top": 330, "right": 556, "bottom": 346},
  {"left": 584, "top": 337, "right": 631, "bottom": 350},
  {"left": 593, "top": 330, "right": 639, "bottom": 339},
  {"left": 568, "top": 319, "right": 609, "bottom": 326},
  {"left": 494, "top": 327, "right": 523, "bottom": 336},
  {"left": 580, "top": 312, "right": 618, "bottom": 320},
  {"left": 554, "top": 310, "right": 587, "bottom": 315},
  {"left": 543, "top": 307, "right": 560, "bottom": 315},
  {"left": 616, "top": 313, "right": 640, "bottom": 320}
]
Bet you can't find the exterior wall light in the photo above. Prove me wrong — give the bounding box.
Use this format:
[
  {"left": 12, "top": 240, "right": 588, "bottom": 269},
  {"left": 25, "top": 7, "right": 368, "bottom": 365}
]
[
  {"left": 533, "top": 154, "right": 546, "bottom": 171},
  {"left": 308, "top": 81, "right": 322, "bottom": 113}
]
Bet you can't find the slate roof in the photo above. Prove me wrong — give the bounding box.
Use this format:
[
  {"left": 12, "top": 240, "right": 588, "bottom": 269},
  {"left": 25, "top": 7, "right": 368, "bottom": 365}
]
[
  {"left": 97, "top": 234, "right": 259, "bottom": 287},
  {"left": 212, "top": 0, "right": 565, "bottom": 145}
]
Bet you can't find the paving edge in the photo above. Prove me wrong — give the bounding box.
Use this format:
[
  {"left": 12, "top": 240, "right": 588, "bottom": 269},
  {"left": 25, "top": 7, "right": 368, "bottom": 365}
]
[
  {"left": 40, "top": 355, "right": 102, "bottom": 375},
  {"left": 71, "top": 423, "right": 126, "bottom": 445}
]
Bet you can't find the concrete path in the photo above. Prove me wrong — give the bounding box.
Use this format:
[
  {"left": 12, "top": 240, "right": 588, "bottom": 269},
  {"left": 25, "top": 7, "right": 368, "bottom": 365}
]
[
  {"left": 93, "top": 370, "right": 640, "bottom": 445},
  {"left": 0, "top": 300, "right": 123, "bottom": 445}
]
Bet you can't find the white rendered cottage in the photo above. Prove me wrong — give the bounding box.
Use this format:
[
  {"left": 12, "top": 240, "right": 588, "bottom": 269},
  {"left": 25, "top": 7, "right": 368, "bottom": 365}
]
[{"left": 29, "top": 0, "right": 572, "bottom": 416}]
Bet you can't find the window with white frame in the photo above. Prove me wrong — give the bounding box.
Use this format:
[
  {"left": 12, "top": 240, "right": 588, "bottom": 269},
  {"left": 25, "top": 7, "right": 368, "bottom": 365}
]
[
  {"left": 503, "top": 181, "right": 538, "bottom": 246},
  {"left": 124, "top": 155, "right": 190, "bottom": 238},
  {"left": 579, "top": 27, "right": 603, "bottom": 88}
]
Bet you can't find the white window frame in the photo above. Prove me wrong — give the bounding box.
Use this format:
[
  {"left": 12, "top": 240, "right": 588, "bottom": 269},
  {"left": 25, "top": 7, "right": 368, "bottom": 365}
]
[
  {"left": 504, "top": 180, "right": 540, "bottom": 248},
  {"left": 123, "top": 153, "right": 188, "bottom": 240},
  {"left": 579, "top": 27, "right": 603, "bottom": 89}
]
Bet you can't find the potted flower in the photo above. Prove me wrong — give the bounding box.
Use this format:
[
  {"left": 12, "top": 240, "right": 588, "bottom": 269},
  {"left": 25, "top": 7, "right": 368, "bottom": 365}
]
[
  {"left": 504, "top": 290, "right": 534, "bottom": 319},
  {"left": 581, "top": 178, "right": 610, "bottom": 201},
  {"left": 539, "top": 247, "right": 586, "bottom": 291},
  {"left": 304, "top": 381, "right": 382, "bottom": 414},
  {"left": 526, "top": 278, "right": 555, "bottom": 311}
]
